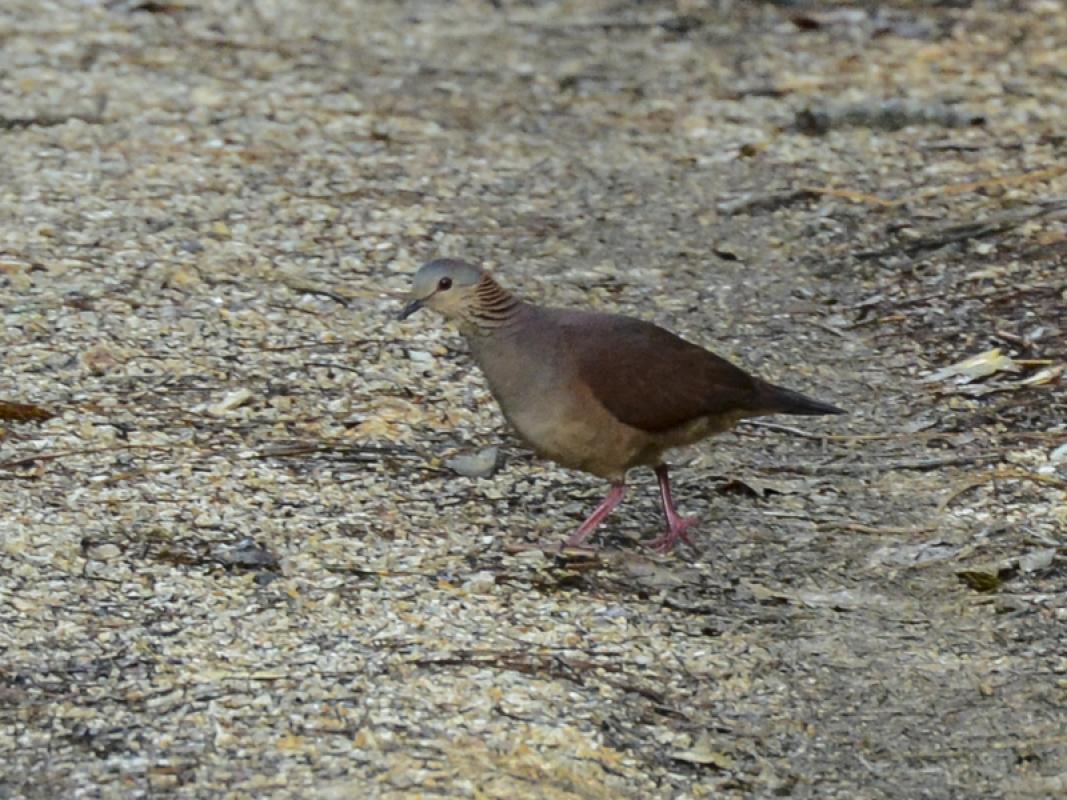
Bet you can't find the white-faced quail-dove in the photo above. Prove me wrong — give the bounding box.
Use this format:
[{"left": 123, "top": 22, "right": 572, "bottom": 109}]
[{"left": 399, "top": 258, "right": 844, "bottom": 552}]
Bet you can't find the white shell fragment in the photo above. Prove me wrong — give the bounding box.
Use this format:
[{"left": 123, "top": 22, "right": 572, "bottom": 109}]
[{"left": 207, "top": 388, "right": 254, "bottom": 416}]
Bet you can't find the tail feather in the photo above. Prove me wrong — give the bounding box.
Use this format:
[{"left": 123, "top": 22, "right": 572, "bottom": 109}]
[{"left": 757, "top": 382, "right": 846, "bottom": 416}]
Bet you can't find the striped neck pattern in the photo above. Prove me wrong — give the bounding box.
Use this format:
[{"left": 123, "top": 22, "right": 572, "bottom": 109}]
[{"left": 463, "top": 272, "right": 522, "bottom": 334}]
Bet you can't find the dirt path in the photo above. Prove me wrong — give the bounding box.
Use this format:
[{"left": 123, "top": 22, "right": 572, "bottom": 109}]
[{"left": 1, "top": 1, "right": 1064, "bottom": 798}]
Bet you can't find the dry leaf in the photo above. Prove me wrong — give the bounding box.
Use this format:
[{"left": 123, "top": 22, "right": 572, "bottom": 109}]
[
  {"left": 923, "top": 348, "right": 1020, "bottom": 384},
  {"left": 0, "top": 400, "right": 54, "bottom": 423},
  {"left": 957, "top": 568, "right": 1013, "bottom": 592},
  {"left": 207, "top": 388, "right": 254, "bottom": 416},
  {"left": 1019, "top": 364, "right": 1064, "bottom": 386},
  {"left": 671, "top": 734, "right": 735, "bottom": 769}
]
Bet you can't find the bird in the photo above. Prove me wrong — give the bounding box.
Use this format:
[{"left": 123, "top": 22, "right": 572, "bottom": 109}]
[{"left": 398, "top": 258, "right": 845, "bottom": 552}]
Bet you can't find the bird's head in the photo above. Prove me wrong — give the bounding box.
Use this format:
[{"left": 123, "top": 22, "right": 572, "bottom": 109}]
[{"left": 398, "top": 258, "right": 486, "bottom": 322}]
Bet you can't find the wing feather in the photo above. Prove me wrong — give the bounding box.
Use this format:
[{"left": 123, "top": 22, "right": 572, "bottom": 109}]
[{"left": 561, "top": 312, "right": 761, "bottom": 433}]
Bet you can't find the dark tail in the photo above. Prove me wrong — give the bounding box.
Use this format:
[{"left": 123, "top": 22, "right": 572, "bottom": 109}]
[{"left": 757, "top": 381, "right": 846, "bottom": 416}]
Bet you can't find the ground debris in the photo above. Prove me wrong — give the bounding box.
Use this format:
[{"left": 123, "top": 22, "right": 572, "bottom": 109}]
[
  {"left": 2, "top": 1, "right": 1065, "bottom": 797},
  {"left": 445, "top": 446, "right": 501, "bottom": 478},
  {"left": 796, "top": 99, "right": 985, "bottom": 135},
  {"left": 0, "top": 400, "right": 55, "bottom": 423}
]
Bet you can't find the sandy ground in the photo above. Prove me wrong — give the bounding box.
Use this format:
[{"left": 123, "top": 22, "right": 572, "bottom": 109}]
[{"left": 1, "top": 1, "right": 1065, "bottom": 798}]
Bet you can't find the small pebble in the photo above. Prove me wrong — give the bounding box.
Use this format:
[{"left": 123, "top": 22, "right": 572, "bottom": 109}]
[{"left": 445, "top": 447, "right": 500, "bottom": 478}]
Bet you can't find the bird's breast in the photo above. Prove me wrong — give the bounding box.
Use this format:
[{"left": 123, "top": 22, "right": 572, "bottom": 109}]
[
  {"left": 497, "top": 378, "right": 649, "bottom": 480},
  {"left": 467, "top": 324, "right": 650, "bottom": 480}
]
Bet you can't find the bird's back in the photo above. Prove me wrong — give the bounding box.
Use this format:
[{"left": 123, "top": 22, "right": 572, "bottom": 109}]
[{"left": 545, "top": 307, "right": 765, "bottom": 434}]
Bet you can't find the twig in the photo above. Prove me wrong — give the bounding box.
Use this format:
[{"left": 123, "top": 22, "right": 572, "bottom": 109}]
[
  {"left": 718, "top": 182, "right": 897, "bottom": 216},
  {"left": 0, "top": 444, "right": 175, "bottom": 471},
  {"left": 254, "top": 442, "right": 421, "bottom": 461},
  {"left": 896, "top": 733, "right": 1067, "bottom": 759},
  {"left": 857, "top": 198, "right": 1067, "bottom": 260},
  {"left": 513, "top": 15, "right": 702, "bottom": 34},
  {"left": 303, "top": 361, "right": 363, "bottom": 374},
  {"left": 992, "top": 329, "right": 1028, "bottom": 347},
  {"left": 282, "top": 282, "right": 350, "bottom": 306},
  {"left": 502, "top": 542, "right": 600, "bottom": 560},
  {"left": 937, "top": 476, "right": 993, "bottom": 515},
  {"left": 994, "top": 468, "right": 1067, "bottom": 490},
  {"left": 904, "top": 166, "right": 1067, "bottom": 205},
  {"left": 740, "top": 421, "right": 921, "bottom": 444},
  {"left": 408, "top": 648, "right": 674, "bottom": 706},
  {"left": 817, "top": 521, "right": 937, "bottom": 536},
  {"left": 741, "top": 420, "right": 837, "bottom": 441},
  {"left": 809, "top": 319, "right": 857, "bottom": 339},
  {"left": 718, "top": 189, "right": 814, "bottom": 216},
  {"left": 796, "top": 100, "right": 984, "bottom": 136},
  {"left": 937, "top": 467, "right": 1065, "bottom": 515},
  {"left": 725, "top": 171, "right": 1067, "bottom": 220},
  {"left": 760, "top": 452, "right": 1006, "bottom": 476},
  {"left": 0, "top": 112, "right": 103, "bottom": 129}
]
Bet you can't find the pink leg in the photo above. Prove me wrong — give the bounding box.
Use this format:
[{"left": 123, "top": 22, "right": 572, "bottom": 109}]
[
  {"left": 646, "top": 465, "right": 699, "bottom": 553},
  {"left": 564, "top": 483, "right": 627, "bottom": 548}
]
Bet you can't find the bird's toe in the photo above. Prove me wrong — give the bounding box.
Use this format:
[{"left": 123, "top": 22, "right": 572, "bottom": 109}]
[{"left": 646, "top": 515, "right": 699, "bottom": 553}]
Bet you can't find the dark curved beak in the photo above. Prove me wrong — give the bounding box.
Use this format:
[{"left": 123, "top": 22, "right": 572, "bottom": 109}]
[{"left": 398, "top": 299, "right": 423, "bottom": 320}]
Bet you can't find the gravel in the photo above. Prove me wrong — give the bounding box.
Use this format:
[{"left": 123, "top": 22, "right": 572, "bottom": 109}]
[{"left": 2, "top": 1, "right": 1065, "bottom": 798}]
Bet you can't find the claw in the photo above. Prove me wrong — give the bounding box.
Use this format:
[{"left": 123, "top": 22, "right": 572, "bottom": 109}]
[
  {"left": 646, "top": 515, "right": 698, "bottom": 553},
  {"left": 649, "top": 464, "right": 699, "bottom": 552}
]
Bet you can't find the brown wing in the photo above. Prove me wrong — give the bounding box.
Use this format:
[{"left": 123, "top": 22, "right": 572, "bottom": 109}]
[{"left": 561, "top": 311, "right": 762, "bottom": 433}]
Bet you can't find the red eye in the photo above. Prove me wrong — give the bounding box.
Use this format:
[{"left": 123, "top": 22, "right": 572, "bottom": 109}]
[{"left": 437, "top": 277, "right": 453, "bottom": 290}]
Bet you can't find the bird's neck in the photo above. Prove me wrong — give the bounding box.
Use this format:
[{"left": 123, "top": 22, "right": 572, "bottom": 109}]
[{"left": 459, "top": 272, "right": 525, "bottom": 336}]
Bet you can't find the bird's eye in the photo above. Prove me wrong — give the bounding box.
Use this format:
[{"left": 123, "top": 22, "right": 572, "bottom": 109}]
[{"left": 437, "top": 277, "right": 453, "bottom": 290}]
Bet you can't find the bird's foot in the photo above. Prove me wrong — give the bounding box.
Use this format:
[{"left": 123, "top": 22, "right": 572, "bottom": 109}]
[
  {"left": 646, "top": 515, "right": 698, "bottom": 553},
  {"left": 562, "top": 483, "right": 628, "bottom": 550}
]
